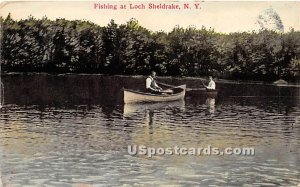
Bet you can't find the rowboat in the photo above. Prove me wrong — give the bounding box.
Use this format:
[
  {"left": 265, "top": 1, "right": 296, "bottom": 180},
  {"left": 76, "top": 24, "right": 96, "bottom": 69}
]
[
  {"left": 186, "top": 88, "right": 218, "bottom": 98},
  {"left": 123, "top": 85, "right": 186, "bottom": 104}
]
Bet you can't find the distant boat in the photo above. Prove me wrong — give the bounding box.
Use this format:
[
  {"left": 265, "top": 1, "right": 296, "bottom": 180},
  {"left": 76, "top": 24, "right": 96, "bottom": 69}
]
[
  {"left": 273, "top": 79, "right": 288, "bottom": 86},
  {"left": 123, "top": 85, "right": 186, "bottom": 104},
  {"left": 186, "top": 88, "right": 218, "bottom": 98}
]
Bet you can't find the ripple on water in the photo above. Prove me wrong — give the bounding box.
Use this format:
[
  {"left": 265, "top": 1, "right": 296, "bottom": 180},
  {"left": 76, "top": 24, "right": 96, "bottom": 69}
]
[{"left": 0, "top": 95, "right": 299, "bottom": 186}]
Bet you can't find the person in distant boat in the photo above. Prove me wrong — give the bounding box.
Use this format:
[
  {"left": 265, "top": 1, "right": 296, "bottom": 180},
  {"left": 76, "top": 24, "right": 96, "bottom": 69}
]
[
  {"left": 146, "top": 71, "right": 163, "bottom": 94},
  {"left": 205, "top": 76, "right": 216, "bottom": 90}
]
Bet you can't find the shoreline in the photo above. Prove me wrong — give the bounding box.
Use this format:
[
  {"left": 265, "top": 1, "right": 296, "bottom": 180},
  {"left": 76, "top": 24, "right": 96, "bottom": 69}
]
[{"left": 1, "top": 72, "right": 300, "bottom": 87}]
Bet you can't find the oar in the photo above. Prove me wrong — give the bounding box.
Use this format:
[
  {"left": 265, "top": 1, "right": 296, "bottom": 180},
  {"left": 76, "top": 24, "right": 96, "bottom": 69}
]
[
  {"left": 157, "top": 80, "right": 207, "bottom": 90},
  {"left": 200, "top": 79, "right": 206, "bottom": 87},
  {"left": 156, "top": 81, "right": 178, "bottom": 89},
  {"left": 155, "top": 81, "right": 182, "bottom": 94}
]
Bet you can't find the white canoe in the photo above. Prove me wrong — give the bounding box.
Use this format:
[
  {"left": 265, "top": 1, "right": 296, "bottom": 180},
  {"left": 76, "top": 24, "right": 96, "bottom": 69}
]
[{"left": 123, "top": 85, "right": 186, "bottom": 104}]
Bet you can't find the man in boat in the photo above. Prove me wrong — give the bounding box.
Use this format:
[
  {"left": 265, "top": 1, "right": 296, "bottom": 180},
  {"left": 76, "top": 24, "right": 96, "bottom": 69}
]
[
  {"left": 205, "top": 76, "right": 216, "bottom": 90},
  {"left": 146, "top": 71, "right": 163, "bottom": 94}
]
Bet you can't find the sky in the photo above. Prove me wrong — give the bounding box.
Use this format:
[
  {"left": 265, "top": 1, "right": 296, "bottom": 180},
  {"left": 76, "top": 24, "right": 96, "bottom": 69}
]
[{"left": 0, "top": 1, "right": 299, "bottom": 33}]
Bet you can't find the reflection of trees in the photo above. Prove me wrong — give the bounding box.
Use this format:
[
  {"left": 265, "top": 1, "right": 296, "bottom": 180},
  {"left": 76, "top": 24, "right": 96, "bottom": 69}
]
[{"left": 2, "top": 75, "right": 125, "bottom": 106}]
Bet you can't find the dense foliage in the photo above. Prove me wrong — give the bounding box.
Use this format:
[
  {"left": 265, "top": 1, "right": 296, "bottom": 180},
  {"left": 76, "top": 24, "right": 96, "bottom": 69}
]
[{"left": 1, "top": 14, "right": 300, "bottom": 81}]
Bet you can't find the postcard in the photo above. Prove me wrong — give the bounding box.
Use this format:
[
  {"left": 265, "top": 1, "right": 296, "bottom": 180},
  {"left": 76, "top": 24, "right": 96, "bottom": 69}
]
[{"left": 0, "top": 0, "right": 299, "bottom": 186}]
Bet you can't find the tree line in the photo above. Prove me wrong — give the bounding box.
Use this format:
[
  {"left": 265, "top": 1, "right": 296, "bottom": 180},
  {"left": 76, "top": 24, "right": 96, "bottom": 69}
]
[{"left": 1, "top": 14, "right": 300, "bottom": 81}]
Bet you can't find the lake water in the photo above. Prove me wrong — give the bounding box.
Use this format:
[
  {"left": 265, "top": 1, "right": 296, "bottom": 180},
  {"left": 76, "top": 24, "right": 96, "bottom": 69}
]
[{"left": 0, "top": 74, "right": 299, "bottom": 186}]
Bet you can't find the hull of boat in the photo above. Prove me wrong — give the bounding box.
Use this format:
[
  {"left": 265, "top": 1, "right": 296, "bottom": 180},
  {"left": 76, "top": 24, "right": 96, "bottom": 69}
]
[
  {"left": 187, "top": 88, "right": 218, "bottom": 98},
  {"left": 124, "top": 85, "right": 186, "bottom": 104}
]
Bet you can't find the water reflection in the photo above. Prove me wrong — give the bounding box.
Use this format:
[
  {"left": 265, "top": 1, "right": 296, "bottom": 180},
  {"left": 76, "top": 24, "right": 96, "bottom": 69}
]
[
  {"left": 0, "top": 81, "right": 4, "bottom": 109},
  {"left": 123, "top": 100, "right": 185, "bottom": 117},
  {"left": 206, "top": 98, "right": 215, "bottom": 114}
]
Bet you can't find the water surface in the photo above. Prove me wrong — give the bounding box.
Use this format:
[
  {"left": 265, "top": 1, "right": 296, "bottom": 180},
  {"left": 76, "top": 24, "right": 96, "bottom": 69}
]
[{"left": 0, "top": 75, "right": 299, "bottom": 186}]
